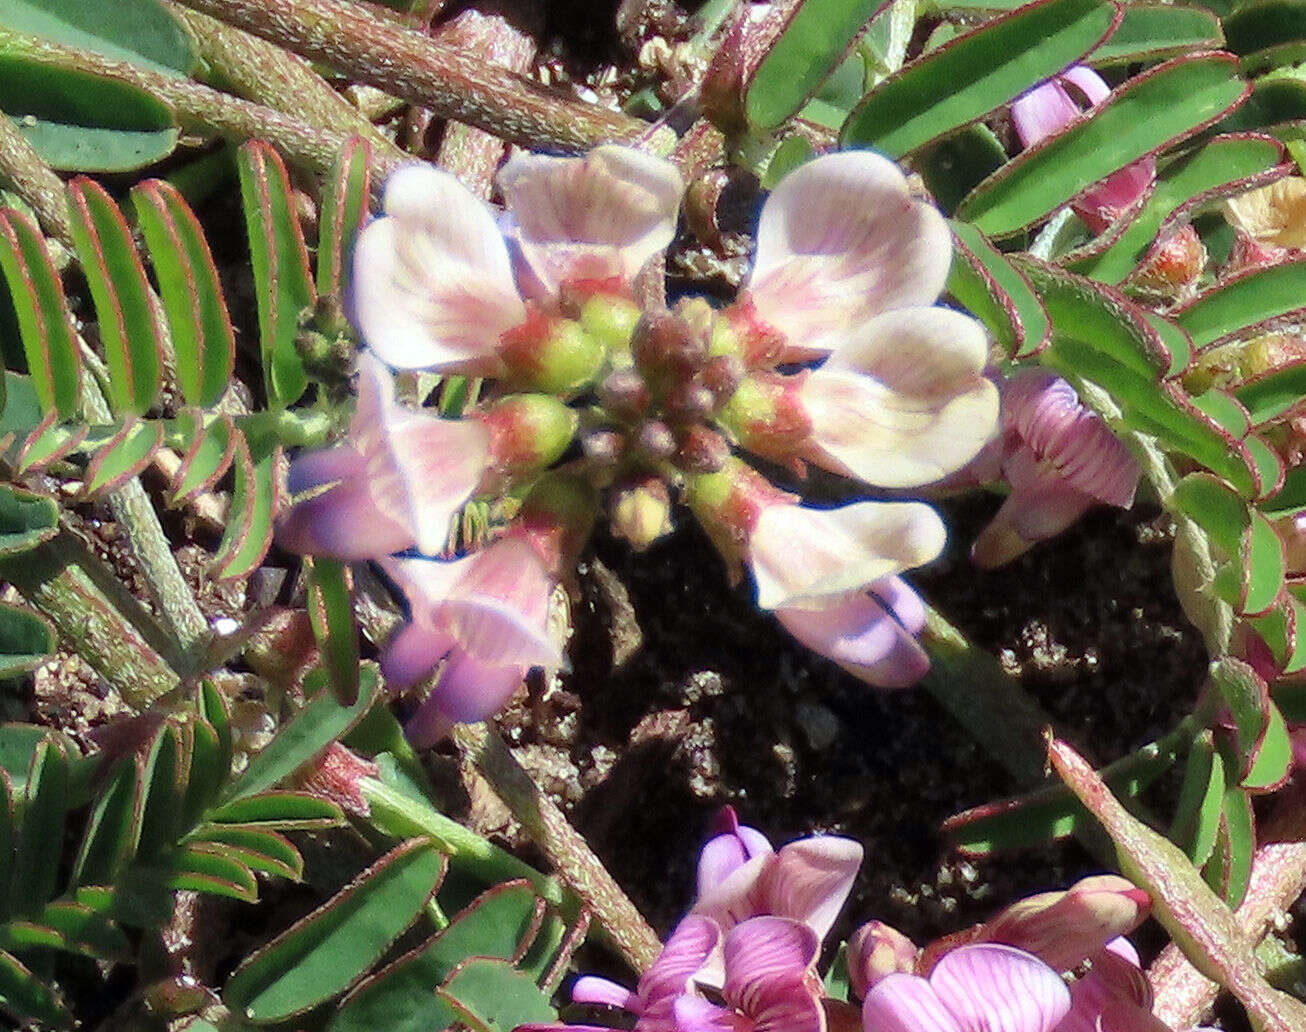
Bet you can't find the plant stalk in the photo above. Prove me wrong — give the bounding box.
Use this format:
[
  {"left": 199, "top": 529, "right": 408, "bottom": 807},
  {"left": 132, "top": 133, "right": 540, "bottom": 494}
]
[
  {"left": 0, "top": 27, "right": 404, "bottom": 182},
  {"left": 0, "top": 109, "right": 74, "bottom": 251},
  {"left": 165, "top": 0, "right": 665, "bottom": 152},
  {"left": 451, "top": 720, "right": 663, "bottom": 971},
  {"left": 1150, "top": 780, "right": 1306, "bottom": 1027}
]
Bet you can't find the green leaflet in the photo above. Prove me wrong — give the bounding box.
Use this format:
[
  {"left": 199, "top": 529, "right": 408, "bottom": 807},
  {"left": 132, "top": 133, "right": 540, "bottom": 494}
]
[
  {"left": 957, "top": 54, "right": 1250, "bottom": 237},
  {"left": 1089, "top": 3, "right": 1223, "bottom": 66},
  {"left": 841, "top": 0, "right": 1119, "bottom": 157}
]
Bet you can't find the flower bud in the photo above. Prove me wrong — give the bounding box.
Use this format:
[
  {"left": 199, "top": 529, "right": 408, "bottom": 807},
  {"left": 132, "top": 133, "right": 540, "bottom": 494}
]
[
  {"left": 633, "top": 310, "right": 709, "bottom": 379},
  {"left": 289, "top": 742, "right": 379, "bottom": 817},
  {"left": 609, "top": 475, "right": 674, "bottom": 551},
  {"left": 846, "top": 921, "right": 918, "bottom": 998},
  {"left": 717, "top": 373, "right": 813, "bottom": 461},
  {"left": 598, "top": 368, "right": 651, "bottom": 419},
  {"left": 579, "top": 293, "right": 643, "bottom": 355},
  {"left": 702, "top": 353, "right": 746, "bottom": 402},
  {"left": 481, "top": 394, "right": 578, "bottom": 476},
  {"left": 635, "top": 419, "right": 677, "bottom": 460},
  {"left": 675, "top": 424, "right": 731, "bottom": 474},
  {"left": 665, "top": 381, "right": 716, "bottom": 422},
  {"left": 1131, "top": 224, "right": 1206, "bottom": 297},
  {"left": 978, "top": 874, "right": 1151, "bottom": 972},
  {"left": 500, "top": 311, "right": 605, "bottom": 396},
  {"left": 581, "top": 428, "right": 626, "bottom": 464}
]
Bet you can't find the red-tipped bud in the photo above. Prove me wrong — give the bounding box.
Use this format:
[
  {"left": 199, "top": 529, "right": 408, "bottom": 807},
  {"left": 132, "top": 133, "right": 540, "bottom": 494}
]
[
  {"left": 635, "top": 419, "right": 677, "bottom": 460},
  {"left": 847, "top": 921, "right": 919, "bottom": 998},
  {"left": 1131, "top": 224, "right": 1206, "bottom": 297},
  {"left": 675, "top": 424, "right": 731, "bottom": 474},
  {"left": 481, "top": 394, "right": 578, "bottom": 477},
  {"left": 500, "top": 311, "right": 605, "bottom": 396},
  {"left": 609, "top": 475, "right": 674, "bottom": 551},
  {"left": 598, "top": 368, "right": 651, "bottom": 419},
  {"left": 289, "top": 742, "right": 379, "bottom": 817},
  {"left": 717, "top": 372, "right": 813, "bottom": 462},
  {"left": 978, "top": 874, "right": 1151, "bottom": 972},
  {"left": 633, "top": 310, "right": 709, "bottom": 379}
]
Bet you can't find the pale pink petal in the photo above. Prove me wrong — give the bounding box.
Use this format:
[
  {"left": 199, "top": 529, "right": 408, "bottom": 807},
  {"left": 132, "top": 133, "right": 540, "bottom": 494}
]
[
  {"left": 353, "top": 164, "right": 526, "bottom": 372},
  {"left": 379, "top": 620, "right": 455, "bottom": 690},
  {"left": 280, "top": 445, "right": 412, "bottom": 559},
  {"left": 802, "top": 308, "right": 998, "bottom": 488},
  {"left": 451, "top": 535, "right": 557, "bottom": 628},
  {"left": 437, "top": 596, "right": 561, "bottom": 669},
  {"left": 753, "top": 837, "right": 862, "bottom": 942},
  {"left": 862, "top": 973, "right": 962, "bottom": 1032},
  {"left": 1010, "top": 80, "right": 1082, "bottom": 148},
  {"left": 847, "top": 921, "right": 918, "bottom": 998},
  {"left": 699, "top": 825, "right": 775, "bottom": 898},
  {"left": 381, "top": 554, "right": 478, "bottom": 622},
  {"left": 750, "top": 501, "right": 946, "bottom": 609},
  {"left": 498, "top": 146, "right": 683, "bottom": 297},
  {"left": 774, "top": 592, "right": 930, "bottom": 689},
  {"left": 571, "top": 976, "right": 637, "bottom": 1011},
  {"left": 971, "top": 453, "right": 1096, "bottom": 569},
  {"left": 693, "top": 854, "right": 772, "bottom": 933},
  {"left": 353, "top": 354, "right": 492, "bottom": 555},
  {"left": 286, "top": 442, "right": 366, "bottom": 497},
  {"left": 1076, "top": 160, "right": 1154, "bottom": 233},
  {"left": 1060, "top": 945, "right": 1164, "bottom": 1032},
  {"left": 747, "top": 151, "right": 953, "bottom": 357},
  {"left": 929, "top": 944, "right": 1070, "bottom": 1032},
  {"left": 1060, "top": 66, "right": 1111, "bottom": 106},
  {"left": 980, "top": 877, "right": 1150, "bottom": 973}
]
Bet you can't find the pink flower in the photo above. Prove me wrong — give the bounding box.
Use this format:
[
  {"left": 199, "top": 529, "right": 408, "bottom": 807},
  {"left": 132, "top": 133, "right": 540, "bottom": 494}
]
[
  {"left": 846, "top": 921, "right": 918, "bottom": 998},
  {"left": 1056, "top": 938, "right": 1217, "bottom": 1032},
  {"left": 673, "top": 917, "right": 825, "bottom": 1032},
  {"left": 737, "top": 150, "right": 954, "bottom": 361},
  {"left": 352, "top": 148, "right": 682, "bottom": 374},
  {"left": 972, "top": 370, "right": 1139, "bottom": 569},
  {"left": 861, "top": 943, "right": 1071, "bottom": 1032},
  {"left": 1011, "top": 66, "right": 1154, "bottom": 234},
  {"left": 565, "top": 915, "right": 722, "bottom": 1032},
  {"left": 379, "top": 529, "right": 562, "bottom": 743},
  {"left": 690, "top": 811, "right": 862, "bottom": 945},
  {"left": 277, "top": 353, "right": 491, "bottom": 560}
]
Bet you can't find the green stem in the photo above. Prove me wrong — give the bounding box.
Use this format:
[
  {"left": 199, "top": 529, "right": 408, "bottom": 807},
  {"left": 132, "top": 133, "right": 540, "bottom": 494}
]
[
  {"left": 0, "top": 530, "right": 183, "bottom": 708},
  {"left": 451, "top": 721, "right": 663, "bottom": 972},
  {"left": 166, "top": 0, "right": 667, "bottom": 152}
]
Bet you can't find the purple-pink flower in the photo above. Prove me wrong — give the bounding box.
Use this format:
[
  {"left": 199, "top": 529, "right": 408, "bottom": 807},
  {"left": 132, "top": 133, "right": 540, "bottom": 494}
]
[
  {"left": 690, "top": 809, "right": 862, "bottom": 944},
  {"left": 277, "top": 353, "right": 491, "bottom": 560},
  {"left": 1011, "top": 67, "right": 1153, "bottom": 234},
  {"left": 379, "top": 527, "right": 562, "bottom": 744},
  {"left": 971, "top": 370, "right": 1139, "bottom": 569}
]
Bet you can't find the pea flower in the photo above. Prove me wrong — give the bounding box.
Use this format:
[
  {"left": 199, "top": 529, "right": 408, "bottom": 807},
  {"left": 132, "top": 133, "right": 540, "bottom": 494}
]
[
  {"left": 972, "top": 370, "right": 1139, "bottom": 569},
  {"left": 277, "top": 352, "right": 491, "bottom": 560},
  {"left": 1011, "top": 66, "right": 1154, "bottom": 234},
  {"left": 379, "top": 528, "right": 562, "bottom": 745},
  {"left": 352, "top": 146, "right": 683, "bottom": 378},
  {"left": 688, "top": 458, "right": 942, "bottom": 687},
  {"left": 691, "top": 807, "right": 862, "bottom": 944}
]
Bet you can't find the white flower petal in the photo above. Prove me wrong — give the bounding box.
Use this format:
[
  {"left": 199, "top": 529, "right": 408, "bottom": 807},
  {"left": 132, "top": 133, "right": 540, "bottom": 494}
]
[
  {"left": 803, "top": 307, "right": 999, "bottom": 488},
  {"left": 750, "top": 501, "right": 946, "bottom": 610},
  {"left": 747, "top": 151, "right": 953, "bottom": 357},
  {"left": 353, "top": 164, "right": 525, "bottom": 371}
]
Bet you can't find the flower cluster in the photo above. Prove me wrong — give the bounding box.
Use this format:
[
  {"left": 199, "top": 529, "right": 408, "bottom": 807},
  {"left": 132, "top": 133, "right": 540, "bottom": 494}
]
[
  {"left": 523, "top": 811, "right": 1211, "bottom": 1032},
  {"left": 276, "top": 139, "right": 1142, "bottom": 739}
]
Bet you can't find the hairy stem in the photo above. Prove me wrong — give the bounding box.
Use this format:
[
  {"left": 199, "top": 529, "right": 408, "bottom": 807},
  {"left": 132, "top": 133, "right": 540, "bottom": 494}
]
[
  {"left": 0, "top": 27, "right": 405, "bottom": 182},
  {"left": 0, "top": 530, "right": 183, "bottom": 707},
  {"left": 0, "top": 110, "right": 74, "bottom": 252},
  {"left": 1150, "top": 781, "right": 1306, "bottom": 1027},
  {"left": 451, "top": 721, "right": 663, "bottom": 971},
  {"left": 166, "top": 0, "right": 667, "bottom": 152},
  {"left": 171, "top": 6, "right": 406, "bottom": 166}
]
